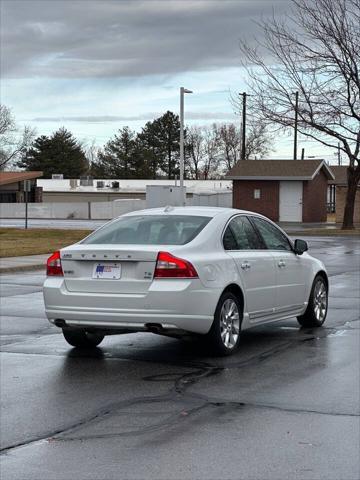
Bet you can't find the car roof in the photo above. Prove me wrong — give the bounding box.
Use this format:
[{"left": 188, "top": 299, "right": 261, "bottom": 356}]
[{"left": 123, "top": 206, "right": 252, "bottom": 218}]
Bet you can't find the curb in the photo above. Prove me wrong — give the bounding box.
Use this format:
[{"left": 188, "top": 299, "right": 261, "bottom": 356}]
[
  {"left": 0, "top": 264, "right": 45, "bottom": 274},
  {"left": 287, "top": 231, "right": 360, "bottom": 237}
]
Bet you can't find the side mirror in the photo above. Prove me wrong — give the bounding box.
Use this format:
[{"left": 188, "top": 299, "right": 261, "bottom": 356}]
[{"left": 294, "top": 239, "right": 308, "bottom": 255}]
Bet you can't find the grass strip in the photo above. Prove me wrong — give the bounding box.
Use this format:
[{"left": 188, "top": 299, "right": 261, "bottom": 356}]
[{"left": 0, "top": 228, "right": 92, "bottom": 258}]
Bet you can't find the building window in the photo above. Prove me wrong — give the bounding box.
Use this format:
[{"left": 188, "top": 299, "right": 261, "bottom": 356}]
[{"left": 254, "top": 189, "right": 261, "bottom": 199}]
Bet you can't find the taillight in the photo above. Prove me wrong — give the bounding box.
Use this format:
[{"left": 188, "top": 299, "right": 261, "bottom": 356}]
[
  {"left": 154, "top": 251, "right": 198, "bottom": 278},
  {"left": 46, "top": 251, "right": 63, "bottom": 276}
]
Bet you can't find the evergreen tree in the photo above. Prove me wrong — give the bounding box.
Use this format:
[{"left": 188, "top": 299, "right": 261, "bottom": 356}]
[
  {"left": 137, "top": 121, "right": 162, "bottom": 179},
  {"left": 137, "top": 111, "right": 180, "bottom": 179},
  {"left": 93, "top": 127, "right": 152, "bottom": 179},
  {"left": 153, "top": 111, "right": 180, "bottom": 179},
  {"left": 19, "top": 128, "right": 87, "bottom": 178}
]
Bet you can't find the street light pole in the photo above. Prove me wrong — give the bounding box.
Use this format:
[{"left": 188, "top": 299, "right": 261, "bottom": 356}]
[{"left": 180, "top": 87, "right": 192, "bottom": 205}]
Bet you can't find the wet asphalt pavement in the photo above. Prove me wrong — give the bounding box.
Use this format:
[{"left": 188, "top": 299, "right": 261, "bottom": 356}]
[{"left": 0, "top": 236, "right": 359, "bottom": 480}]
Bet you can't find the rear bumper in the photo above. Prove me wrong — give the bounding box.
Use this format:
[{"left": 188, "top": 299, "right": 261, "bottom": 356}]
[{"left": 43, "top": 277, "right": 220, "bottom": 335}]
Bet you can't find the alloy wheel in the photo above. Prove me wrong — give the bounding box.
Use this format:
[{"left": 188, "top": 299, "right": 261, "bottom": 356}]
[
  {"left": 220, "top": 298, "right": 240, "bottom": 349},
  {"left": 313, "top": 280, "right": 327, "bottom": 322}
]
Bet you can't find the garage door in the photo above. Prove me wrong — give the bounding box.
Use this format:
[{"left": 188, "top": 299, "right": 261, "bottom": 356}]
[{"left": 279, "top": 181, "right": 303, "bottom": 222}]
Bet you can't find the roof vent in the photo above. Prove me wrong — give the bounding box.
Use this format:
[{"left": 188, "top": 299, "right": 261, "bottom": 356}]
[
  {"left": 80, "top": 176, "right": 93, "bottom": 186},
  {"left": 69, "top": 179, "right": 78, "bottom": 189}
]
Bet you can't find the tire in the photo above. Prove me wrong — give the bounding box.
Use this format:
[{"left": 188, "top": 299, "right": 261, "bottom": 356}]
[
  {"left": 62, "top": 328, "right": 104, "bottom": 348},
  {"left": 206, "top": 292, "right": 242, "bottom": 356},
  {"left": 297, "top": 275, "right": 328, "bottom": 328}
]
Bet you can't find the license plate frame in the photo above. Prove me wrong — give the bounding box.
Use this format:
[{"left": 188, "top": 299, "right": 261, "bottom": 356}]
[{"left": 92, "top": 263, "right": 121, "bottom": 280}]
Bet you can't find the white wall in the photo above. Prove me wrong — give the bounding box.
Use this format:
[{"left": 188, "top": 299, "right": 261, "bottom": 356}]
[
  {"left": 91, "top": 199, "right": 146, "bottom": 219},
  {"left": 0, "top": 200, "right": 146, "bottom": 220},
  {"left": 0, "top": 203, "right": 25, "bottom": 218},
  {"left": 0, "top": 194, "right": 230, "bottom": 220},
  {"left": 188, "top": 192, "right": 232, "bottom": 208}
]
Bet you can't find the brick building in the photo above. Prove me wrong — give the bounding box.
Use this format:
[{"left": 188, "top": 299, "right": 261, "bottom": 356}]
[
  {"left": 226, "top": 159, "right": 334, "bottom": 222},
  {"left": 0, "top": 171, "right": 43, "bottom": 203},
  {"left": 328, "top": 165, "right": 360, "bottom": 225}
]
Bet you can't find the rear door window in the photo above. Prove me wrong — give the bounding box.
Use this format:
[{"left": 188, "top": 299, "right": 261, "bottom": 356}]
[
  {"left": 82, "top": 215, "right": 211, "bottom": 245},
  {"left": 223, "top": 216, "right": 263, "bottom": 250}
]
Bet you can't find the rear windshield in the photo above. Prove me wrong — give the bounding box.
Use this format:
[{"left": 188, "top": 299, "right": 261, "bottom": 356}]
[{"left": 82, "top": 215, "right": 211, "bottom": 245}]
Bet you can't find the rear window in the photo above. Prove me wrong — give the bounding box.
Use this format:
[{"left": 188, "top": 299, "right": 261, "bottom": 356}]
[{"left": 82, "top": 215, "right": 211, "bottom": 245}]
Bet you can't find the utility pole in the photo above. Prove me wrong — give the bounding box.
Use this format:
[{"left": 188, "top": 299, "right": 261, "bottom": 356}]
[
  {"left": 337, "top": 142, "right": 341, "bottom": 165},
  {"left": 240, "top": 92, "right": 247, "bottom": 160},
  {"left": 179, "top": 87, "right": 193, "bottom": 205},
  {"left": 293, "top": 91, "right": 299, "bottom": 160}
]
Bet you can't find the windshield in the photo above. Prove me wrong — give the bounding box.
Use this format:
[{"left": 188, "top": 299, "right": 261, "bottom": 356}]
[{"left": 82, "top": 215, "right": 212, "bottom": 245}]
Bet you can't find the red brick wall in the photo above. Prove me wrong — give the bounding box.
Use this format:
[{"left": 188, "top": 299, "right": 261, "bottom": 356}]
[
  {"left": 34, "top": 186, "right": 43, "bottom": 203},
  {"left": 302, "top": 170, "right": 328, "bottom": 222},
  {"left": 232, "top": 180, "right": 279, "bottom": 221}
]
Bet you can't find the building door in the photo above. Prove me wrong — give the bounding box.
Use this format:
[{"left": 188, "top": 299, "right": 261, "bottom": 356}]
[{"left": 279, "top": 181, "right": 303, "bottom": 222}]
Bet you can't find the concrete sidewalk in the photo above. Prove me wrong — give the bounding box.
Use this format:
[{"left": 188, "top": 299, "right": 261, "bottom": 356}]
[
  {"left": 279, "top": 221, "right": 337, "bottom": 231},
  {"left": 0, "top": 254, "right": 48, "bottom": 273}
]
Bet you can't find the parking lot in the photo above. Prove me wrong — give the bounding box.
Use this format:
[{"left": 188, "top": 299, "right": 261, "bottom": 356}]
[{"left": 0, "top": 236, "right": 359, "bottom": 480}]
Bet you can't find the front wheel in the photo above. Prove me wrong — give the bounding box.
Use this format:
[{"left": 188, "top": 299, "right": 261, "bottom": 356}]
[
  {"left": 206, "top": 292, "right": 242, "bottom": 356},
  {"left": 297, "top": 275, "right": 328, "bottom": 327},
  {"left": 62, "top": 329, "right": 104, "bottom": 348}
]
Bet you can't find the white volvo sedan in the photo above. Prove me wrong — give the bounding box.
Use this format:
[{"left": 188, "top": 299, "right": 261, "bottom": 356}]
[{"left": 43, "top": 207, "right": 328, "bottom": 355}]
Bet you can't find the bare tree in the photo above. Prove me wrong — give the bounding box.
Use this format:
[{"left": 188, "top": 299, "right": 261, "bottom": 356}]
[
  {"left": 185, "top": 126, "right": 204, "bottom": 179},
  {"left": 244, "top": 120, "right": 274, "bottom": 160},
  {"left": 201, "top": 124, "right": 221, "bottom": 179},
  {"left": 0, "top": 105, "right": 35, "bottom": 170},
  {"left": 84, "top": 139, "right": 100, "bottom": 175},
  {"left": 216, "top": 121, "right": 273, "bottom": 169},
  {"left": 239, "top": 0, "right": 360, "bottom": 228},
  {"left": 217, "top": 123, "right": 240, "bottom": 170}
]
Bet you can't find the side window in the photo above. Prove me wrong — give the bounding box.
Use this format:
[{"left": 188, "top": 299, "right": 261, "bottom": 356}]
[
  {"left": 223, "top": 216, "right": 262, "bottom": 250},
  {"left": 223, "top": 225, "right": 238, "bottom": 250},
  {"left": 251, "top": 217, "right": 292, "bottom": 251}
]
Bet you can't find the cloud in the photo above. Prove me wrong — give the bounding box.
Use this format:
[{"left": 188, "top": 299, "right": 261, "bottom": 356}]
[
  {"left": 31, "top": 111, "right": 238, "bottom": 123},
  {"left": 1, "top": 0, "right": 290, "bottom": 79}
]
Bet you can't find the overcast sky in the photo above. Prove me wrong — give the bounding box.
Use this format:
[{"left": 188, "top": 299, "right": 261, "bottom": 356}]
[{"left": 0, "top": 0, "right": 336, "bottom": 160}]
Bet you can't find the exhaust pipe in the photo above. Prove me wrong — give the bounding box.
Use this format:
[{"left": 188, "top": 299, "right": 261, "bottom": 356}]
[
  {"left": 145, "top": 323, "right": 164, "bottom": 334},
  {"left": 54, "top": 319, "right": 67, "bottom": 328}
]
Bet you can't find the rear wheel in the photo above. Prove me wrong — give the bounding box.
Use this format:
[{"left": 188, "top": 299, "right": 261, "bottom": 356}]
[
  {"left": 206, "top": 292, "right": 242, "bottom": 356},
  {"left": 297, "top": 275, "right": 328, "bottom": 327},
  {"left": 62, "top": 329, "right": 104, "bottom": 348}
]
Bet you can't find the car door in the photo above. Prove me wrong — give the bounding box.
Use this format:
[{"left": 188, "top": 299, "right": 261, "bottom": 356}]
[
  {"left": 223, "top": 215, "right": 277, "bottom": 322},
  {"left": 249, "top": 216, "right": 307, "bottom": 316}
]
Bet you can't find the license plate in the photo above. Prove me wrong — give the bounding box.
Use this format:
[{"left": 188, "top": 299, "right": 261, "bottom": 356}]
[{"left": 92, "top": 263, "right": 121, "bottom": 279}]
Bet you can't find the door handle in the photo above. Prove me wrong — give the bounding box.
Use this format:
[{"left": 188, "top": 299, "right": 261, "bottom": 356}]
[
  {"left": 241, "top": 262, "right": 251, "bottom": 270},
  {"left": 278, "top": 260, "right": 286, "bottom": 268}
]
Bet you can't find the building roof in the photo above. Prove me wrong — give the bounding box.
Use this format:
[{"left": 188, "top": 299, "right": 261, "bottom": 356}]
[
  {"left": 328, "top": 165, "right": 348, "bottom": 185},
  {"left": 37, "top": 178, "right": 233, "bottom": 193},
  {"left": 0, "top": 171, "right": 43, "bottom": 186},
  {"left": 226, "top": 159, "right": 335, "bottom": 181}
]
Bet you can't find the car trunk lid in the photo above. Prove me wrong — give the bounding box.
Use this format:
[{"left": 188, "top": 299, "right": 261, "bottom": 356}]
[{"left": 61, "top": 245, "right": 159, "bottom": 294}]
